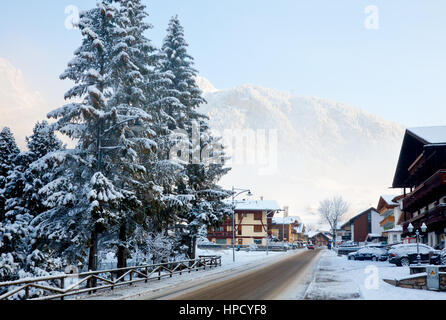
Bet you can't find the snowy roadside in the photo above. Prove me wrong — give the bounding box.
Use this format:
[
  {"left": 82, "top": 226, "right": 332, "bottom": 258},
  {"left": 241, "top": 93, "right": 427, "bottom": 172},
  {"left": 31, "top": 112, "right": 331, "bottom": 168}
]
[
  {"left": 78, "top": 248, "right": 305, "bottom": 300},
  {"left": 304, "top": 250, "right": 446, "bottom": 300}
]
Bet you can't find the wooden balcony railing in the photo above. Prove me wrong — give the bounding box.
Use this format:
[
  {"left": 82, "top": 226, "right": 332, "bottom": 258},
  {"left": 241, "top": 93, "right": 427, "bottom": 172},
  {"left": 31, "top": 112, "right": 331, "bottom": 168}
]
[{"left": 403, "top": 170, "right": 446, "bottom": 212}]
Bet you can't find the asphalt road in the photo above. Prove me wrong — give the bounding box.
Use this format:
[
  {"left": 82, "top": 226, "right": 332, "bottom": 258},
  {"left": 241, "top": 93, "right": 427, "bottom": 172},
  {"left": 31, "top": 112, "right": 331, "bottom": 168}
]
[{"left": 170, "top": 249, "right": 321, "bottom": 300}]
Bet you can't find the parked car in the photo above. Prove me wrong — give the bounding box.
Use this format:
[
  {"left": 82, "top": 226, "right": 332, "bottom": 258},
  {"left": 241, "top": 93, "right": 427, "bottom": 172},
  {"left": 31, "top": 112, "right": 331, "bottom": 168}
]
[
  {"left": 336, "top": 242, "right": 362, "bottom": 255},
  {"left": 388, "top": 244, "right": 436, "bottom": 266},
  {"left": 429, "top": 248, "right": 446, "bottom": 265},
  {"left": 307, "top": 244, "right": 315, "bottom": 250},
  {"left": 347, "top": 247, "right": 388, "bottom": 261}
]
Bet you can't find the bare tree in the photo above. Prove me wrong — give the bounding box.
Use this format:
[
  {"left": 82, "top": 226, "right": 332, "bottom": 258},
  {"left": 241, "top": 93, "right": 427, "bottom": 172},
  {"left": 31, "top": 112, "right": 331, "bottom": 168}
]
[{"left": 318, "top": 196, "right": 349, "bottom": 244}]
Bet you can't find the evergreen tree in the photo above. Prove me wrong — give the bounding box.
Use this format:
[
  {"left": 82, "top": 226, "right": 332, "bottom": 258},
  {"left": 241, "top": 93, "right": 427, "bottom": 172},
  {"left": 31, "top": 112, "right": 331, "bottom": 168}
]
[
  {"left": 0, "top": 127, "right": 20, "bottom": 222},
  {"left": 0, "top": 121, "right": 63, "bottom": 282},
  {"left": 159, "top": 15, "right": 207, "bottom": 130},
  {"left": 159, "top": 16, "right": 232, "bottom": 258},
  {"left": 36, "top": 2, "right": 143, "bottom": 271}
]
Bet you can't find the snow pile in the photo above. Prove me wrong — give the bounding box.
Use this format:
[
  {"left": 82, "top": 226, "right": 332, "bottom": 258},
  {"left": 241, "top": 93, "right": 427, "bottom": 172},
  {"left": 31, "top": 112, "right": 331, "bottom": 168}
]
[{"left": 305, "top": 250, "right": 446, "bottom": 300}]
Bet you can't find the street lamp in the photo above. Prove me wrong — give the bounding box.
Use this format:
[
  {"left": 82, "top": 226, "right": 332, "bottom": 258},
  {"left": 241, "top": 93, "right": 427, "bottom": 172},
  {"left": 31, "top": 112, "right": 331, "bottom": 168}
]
[
  {"left": 231, "top": 187, "right": 253, "bottom": 262},
  {"left": 408, "top": 223, "right": 428, "bottom": 265}
]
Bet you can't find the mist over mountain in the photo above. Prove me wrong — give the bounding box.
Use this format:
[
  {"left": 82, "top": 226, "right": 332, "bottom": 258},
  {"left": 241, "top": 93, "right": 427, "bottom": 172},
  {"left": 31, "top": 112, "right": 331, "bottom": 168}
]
[
  {"left": 198, "top": 79, "right": 405, "bottom": 225},
  {"left": 0, "top": 58, "right": 48, "bottom": 149}
]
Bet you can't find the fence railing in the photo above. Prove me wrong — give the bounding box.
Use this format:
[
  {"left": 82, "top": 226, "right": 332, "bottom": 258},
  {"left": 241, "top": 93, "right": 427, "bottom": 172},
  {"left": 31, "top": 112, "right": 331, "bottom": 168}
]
[{"left": 0, "top": 255, "right": 221, "bottom": 301}]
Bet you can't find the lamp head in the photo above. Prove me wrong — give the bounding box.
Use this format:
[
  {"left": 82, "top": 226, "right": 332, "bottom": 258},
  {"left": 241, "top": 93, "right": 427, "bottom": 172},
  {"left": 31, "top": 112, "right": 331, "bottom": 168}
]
[
  {"left": 421, "top": 223, "right": 427, "bottom": 233},
  {"left": 408, "top": 223, "right": 414, "bottom": 233}
]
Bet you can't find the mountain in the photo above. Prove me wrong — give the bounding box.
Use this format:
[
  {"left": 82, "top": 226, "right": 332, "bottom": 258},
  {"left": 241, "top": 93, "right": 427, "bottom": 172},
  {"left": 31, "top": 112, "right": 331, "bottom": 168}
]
[{"left": 197, "top": 79, "right": 405, "bottom": 225}]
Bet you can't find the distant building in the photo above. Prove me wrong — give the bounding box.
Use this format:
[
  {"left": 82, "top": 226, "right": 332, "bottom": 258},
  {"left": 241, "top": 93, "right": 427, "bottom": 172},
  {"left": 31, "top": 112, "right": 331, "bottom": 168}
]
[
  {"left": 335, "top": 220, "right": 351, "bottom": 244},
  {"left": 207, "top": 200, "right": 281, "bottom": 246},
  {"left": 392, "top": 127, "right": 446, "bottom": 248},
  {"left": 346, "top": 208, "right": 384, "bottom": 242},
  {"left": 377, "top": 195, "right": 404, "bottom": 244},
  {"left": 307, "top": 231, "right": 331, "bottom": 246},
  {"left": 270, "top": 216, "right": 305, "bottom": 243}
]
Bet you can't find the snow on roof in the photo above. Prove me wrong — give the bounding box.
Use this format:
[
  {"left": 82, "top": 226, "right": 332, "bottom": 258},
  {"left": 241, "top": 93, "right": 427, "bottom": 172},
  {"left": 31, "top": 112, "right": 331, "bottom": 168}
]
[
  {"left": 366, "top": 233, "right": 383, "bottom": 238},
  {"left": 294, "top": 223, "right": 304, "bottom": 234},
  {"left": 386, "top": 225, "right": 403, "bottom": 232},
  {"left": 307, "top": 230, "right": 331, "bottom": 239},
  {"left": 232, "top": 200, "right": 281, "bottom": 211},
  {"left": 408, "top": 126, "right": 446, "bottom": 144},
  {"left": 306, "top": 230, "right": 319, "bottom": 238},
  {"left": 381, "top": 195, "right": 398, "bottom": 206},
  {"left": 272, "top": 216, "right": 301, "bottom": 225}
]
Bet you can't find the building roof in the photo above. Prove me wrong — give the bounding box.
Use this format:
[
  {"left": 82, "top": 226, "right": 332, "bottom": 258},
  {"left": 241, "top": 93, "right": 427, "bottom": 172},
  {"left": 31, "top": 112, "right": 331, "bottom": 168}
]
[
  {"left": 232, "top": 200, "right": 281, "bottom": 211},
  {"left": 381, "top": 195, "right": 399, "bottom": 206},
  {"left": 307, "top": 230, "right": 331, "bottom": 240},
  {"left": 393, "top": 127, "right": 446, "bottom": 188},
  {"left": 348, "top": 207, "right": 379, "bottom": 224},
  {"left": 408, "top": 126, "right": 446, "bottom": 144},
  {"left": 272, "top": 216, "right": 301, "bottom": 225},
  {"left": 385, "top": 225, "right": 403, "bottom": 233},
  {"left": 294, "top": 223, "right": 304, "bottom": 234}
]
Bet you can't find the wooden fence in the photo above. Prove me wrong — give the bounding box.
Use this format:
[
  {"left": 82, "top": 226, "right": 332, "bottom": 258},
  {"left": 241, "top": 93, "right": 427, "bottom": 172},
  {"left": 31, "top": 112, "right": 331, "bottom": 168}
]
[{"left": 0, "top": 255, "right": 221, "bottom": 300}]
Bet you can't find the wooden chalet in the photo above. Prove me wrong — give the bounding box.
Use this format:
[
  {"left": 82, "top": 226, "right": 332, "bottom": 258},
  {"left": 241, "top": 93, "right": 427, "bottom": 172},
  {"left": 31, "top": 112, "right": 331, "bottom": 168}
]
[
  {"left": 207, "top": 200, "right": 281, "bottom": 246},
  {"left": 392, "top": 127, "right": 446, "bottom": 248}
]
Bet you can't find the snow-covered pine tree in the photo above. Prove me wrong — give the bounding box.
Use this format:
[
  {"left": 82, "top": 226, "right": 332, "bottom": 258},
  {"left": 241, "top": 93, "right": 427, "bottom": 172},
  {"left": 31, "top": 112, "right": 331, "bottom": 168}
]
[
  {"left": 0, "top": 127, "right": 20, "bottom": 222},
  {"left": 158, "top": 16, "right": 232, "bottom": 258},
  {"left": 103, "top": 0, "right": 164, "bottom": 269},
  {"left": 159, "top": 15, "right": 207, "bottom": 131},
  {"left": 35, "top": 2, "right": 145, "bottom": 272},
  {"left": 176, "top": 120, "right": 232, "bottom": 258},
  {"left": 0, "top": 121, "right": 63, "bottom": 282}
]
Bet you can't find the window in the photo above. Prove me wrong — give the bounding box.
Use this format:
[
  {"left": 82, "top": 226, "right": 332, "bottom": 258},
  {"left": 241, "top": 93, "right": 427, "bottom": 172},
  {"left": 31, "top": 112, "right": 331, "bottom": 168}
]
[
  {"left": 254, "top": 212, "right": 262, "bottom": 221},
  {"left": 238, "top": 226, "right": 242, "bottom": 235},
  {"left": 216, "top": 239, "right": 226, "bottom": 245},
  {"left": 238, "top": 239, "right": 243, "bottom": 245},
  {"left": 254, "top": 225, "right": 263, "bottom": 233},
  {"left": 254, "top": 240, "right": 262, "bottom": 245}
]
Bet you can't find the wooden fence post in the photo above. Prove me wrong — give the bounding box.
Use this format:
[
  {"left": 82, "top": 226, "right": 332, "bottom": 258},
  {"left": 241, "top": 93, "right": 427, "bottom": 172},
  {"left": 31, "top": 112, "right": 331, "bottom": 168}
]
[
  {"left": 60, "top": 278, "right": 65, "bottom": 301},
  {"left": 145, "top": 267, "right": 148, "bottom": 283}
]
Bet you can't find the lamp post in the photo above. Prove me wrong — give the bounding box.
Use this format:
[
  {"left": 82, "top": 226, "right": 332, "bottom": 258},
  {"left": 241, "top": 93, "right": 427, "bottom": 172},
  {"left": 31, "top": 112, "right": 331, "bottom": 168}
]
[
  {"left": 265, "top": 210, "right": 274, "bottom": 256},
  {"left": 408, "top": 223, "right": 428, "bottom": 266},
  {"left": 231, "top": 187, "right": 253, "bottom": 262}
]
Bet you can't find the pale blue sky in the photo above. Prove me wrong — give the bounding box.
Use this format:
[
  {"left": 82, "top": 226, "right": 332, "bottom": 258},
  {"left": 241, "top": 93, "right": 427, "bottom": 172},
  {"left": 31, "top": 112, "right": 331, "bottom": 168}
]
[{"left": 1, "top": 0, "right": 445, "bottom": 127}]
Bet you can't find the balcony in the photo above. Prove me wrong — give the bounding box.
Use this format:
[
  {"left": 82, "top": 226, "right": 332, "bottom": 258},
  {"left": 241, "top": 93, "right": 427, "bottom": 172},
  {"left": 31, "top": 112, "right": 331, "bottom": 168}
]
[
  {"left": 207, "top": 231, "right": 233, "bottom": 239},
  {"left": 403, "top": 170, "right": 446, "bottom": 212},
  {"left": 402, "top": 203, "right": 446, "bottom": 233}
]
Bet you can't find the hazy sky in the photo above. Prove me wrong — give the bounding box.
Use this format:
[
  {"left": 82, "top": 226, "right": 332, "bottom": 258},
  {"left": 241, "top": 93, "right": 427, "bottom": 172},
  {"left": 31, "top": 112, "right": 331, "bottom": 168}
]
[
  {"left": 0, "top": 1, "right": 445, "bottom": 226},
  {"left": 1, "top": 0, "right": 445, "bottom": 128}
]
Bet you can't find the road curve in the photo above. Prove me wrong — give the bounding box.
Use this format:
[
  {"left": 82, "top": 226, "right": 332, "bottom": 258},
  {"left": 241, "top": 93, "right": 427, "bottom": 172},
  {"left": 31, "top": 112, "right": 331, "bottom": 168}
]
[{"left": 171, "top": 249, "right": 321, "bottom": 300}]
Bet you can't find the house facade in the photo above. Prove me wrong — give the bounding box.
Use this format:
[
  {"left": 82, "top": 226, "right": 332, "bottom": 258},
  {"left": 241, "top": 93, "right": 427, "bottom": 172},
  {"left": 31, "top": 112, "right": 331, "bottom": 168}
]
[
  {"left": 347, "top": 208, "right": 384, "bottom": 242},
  {"left": 207, "top": 200, "right": 281, "bottom": 246},
  {"left": 308, "top": 231, "right": 331, "bottom": 246},
  {"left": 392, "top": 127, "right": 446, "bottom": 248},
  {"left": 378, "top": 195, "right": 404, "bottom": 244},
  {"left": 271, "top": 216, "right": 302, "bottom": 243},
  {"left": 336, "top": 221, "right": 352, "bottom": 244}
]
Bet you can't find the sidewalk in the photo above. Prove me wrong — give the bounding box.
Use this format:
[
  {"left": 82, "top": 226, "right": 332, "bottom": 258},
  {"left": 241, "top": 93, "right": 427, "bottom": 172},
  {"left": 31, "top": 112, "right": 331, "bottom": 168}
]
[{"left": 304, "top": 250, "right": 446, "bottom": 300}]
